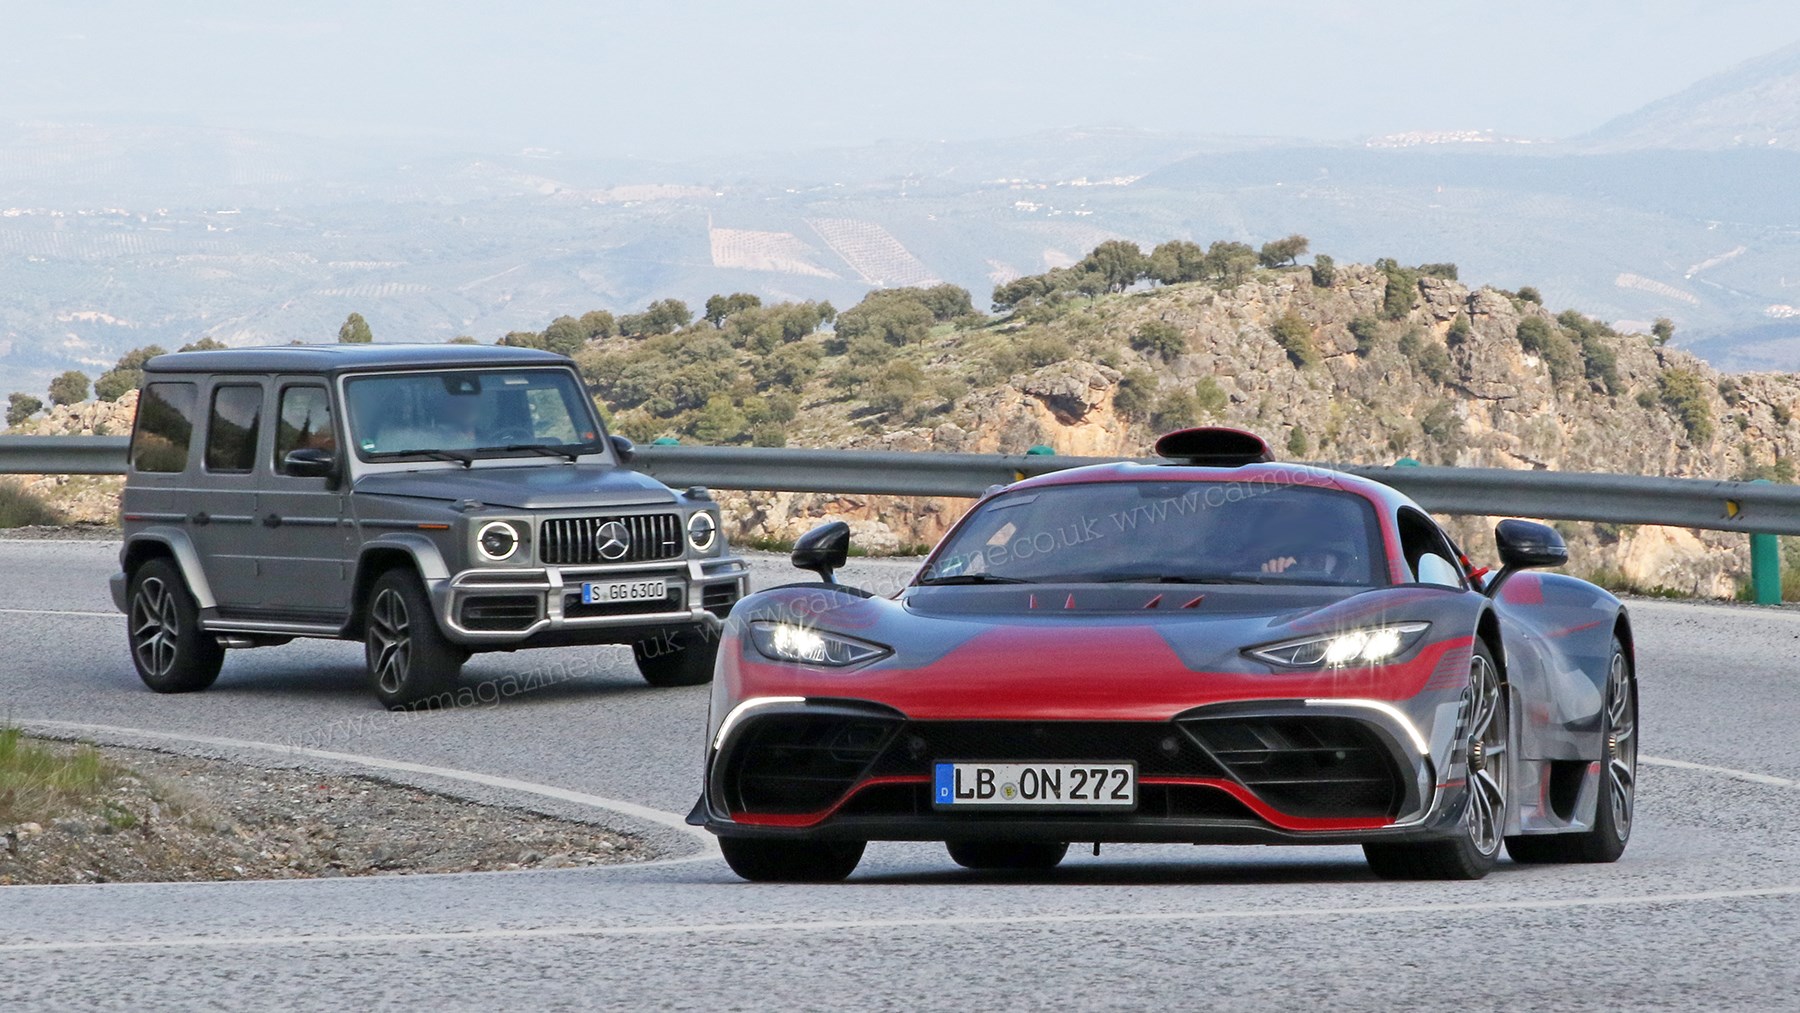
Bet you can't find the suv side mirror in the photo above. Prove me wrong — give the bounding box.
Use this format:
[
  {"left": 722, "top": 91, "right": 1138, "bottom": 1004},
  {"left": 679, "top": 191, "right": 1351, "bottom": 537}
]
[
  {"left": 1488, "top": 519, "right": 1567, "bottom": 595},
  {"left": 282, "top": 447, "right": 338, "bottom": 482},
  {"left": 609, "top": 434, "right": 636, "bottom": 463},
  {"left": 792, "top": 521, "right": 851, "bottom": 583}
]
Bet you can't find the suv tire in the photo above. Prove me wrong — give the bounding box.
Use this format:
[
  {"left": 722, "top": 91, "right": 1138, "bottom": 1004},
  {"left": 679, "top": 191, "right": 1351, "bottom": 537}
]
[
  {"left": 633, "top": 627, "right": 718, "bottom": 687},
  {"left": 364, "top": 568, "right": 466, "bottom": 709},
  {"left": 127, "top": 557, "right": 225, "bottom": 693}
]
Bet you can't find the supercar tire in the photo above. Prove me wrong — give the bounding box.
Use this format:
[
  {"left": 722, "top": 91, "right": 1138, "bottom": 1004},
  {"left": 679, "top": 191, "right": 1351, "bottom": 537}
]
[
  {"left": 634, "top": 627, "right": 718, "bottom": 688},
  {"left": 364, "top": 568, "right": 466, "bottom": 710},
  {"left": 718, "top": 838, "right": 866, "bottom": 882},
  {"left": 1365, "top": 640, "right": 1509, "bottom": 881},
  {"left": 946, "top": 841, "right": 1070, "bottom": 871},
  {"left": 1507, "top": 637, "right": 1637, "bottom": 865},
  {"left": 126, "top": 558, "right": 225, "bottom": 693}
]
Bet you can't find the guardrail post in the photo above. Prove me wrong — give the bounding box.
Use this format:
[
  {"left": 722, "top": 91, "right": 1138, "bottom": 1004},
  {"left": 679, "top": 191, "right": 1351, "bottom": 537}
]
[
  {"left": 1751, "top": 532, "right": 1781, "bottom": 605},
  {"left": 1750, "top": 480, "right": 1782, "bottom": 604}
]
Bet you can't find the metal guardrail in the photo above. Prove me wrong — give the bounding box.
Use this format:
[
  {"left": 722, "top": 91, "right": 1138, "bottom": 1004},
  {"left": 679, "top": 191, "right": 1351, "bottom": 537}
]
[
  {"left": 0, "top": 435, "right": 132, "bottom": 475},
  {"left": 6, "top": 435, "right": 1800, "bottom": 536}
]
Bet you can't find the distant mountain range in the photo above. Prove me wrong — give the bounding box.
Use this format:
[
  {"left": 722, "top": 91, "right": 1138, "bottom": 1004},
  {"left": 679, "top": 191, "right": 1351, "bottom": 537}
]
[{"left": 3, "top": 39, "right": 1799, "bottom": 398}]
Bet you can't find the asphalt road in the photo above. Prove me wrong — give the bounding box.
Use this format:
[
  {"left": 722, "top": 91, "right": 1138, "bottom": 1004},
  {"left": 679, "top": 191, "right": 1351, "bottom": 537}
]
[{"left": 2, "top": 538, "right": 1798, "bottom": 1010}]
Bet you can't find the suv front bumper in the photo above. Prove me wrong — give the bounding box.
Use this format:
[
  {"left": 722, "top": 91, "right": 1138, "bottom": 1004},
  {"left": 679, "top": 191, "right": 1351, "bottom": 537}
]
[{"left": 433, "top": 554, "right": 749, "bottom": 646}]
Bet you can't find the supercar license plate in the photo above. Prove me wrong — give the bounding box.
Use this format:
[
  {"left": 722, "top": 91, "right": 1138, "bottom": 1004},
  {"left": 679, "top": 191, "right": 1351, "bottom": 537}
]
[
  {"left": 580, "top": 579, "right": 667, "bottom": 605},
  {"left": 933, "top": 762, "right": 1137, "bottom": 810}
]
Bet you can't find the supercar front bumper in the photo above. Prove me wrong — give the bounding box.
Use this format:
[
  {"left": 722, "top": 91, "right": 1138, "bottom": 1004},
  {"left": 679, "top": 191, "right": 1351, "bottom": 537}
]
[{"left": 695, "top": 698, "right": 1469, "bottom": 844}]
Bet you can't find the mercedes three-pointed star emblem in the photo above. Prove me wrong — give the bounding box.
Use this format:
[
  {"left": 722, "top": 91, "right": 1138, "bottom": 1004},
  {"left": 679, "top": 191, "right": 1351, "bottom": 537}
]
[{"left": 595, "top": 520, "right": 631, "bottom": 560}]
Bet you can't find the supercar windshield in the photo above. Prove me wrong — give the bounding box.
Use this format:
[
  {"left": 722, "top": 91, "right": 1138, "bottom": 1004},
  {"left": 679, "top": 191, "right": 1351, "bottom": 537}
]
[
  {"left": 919, "top": 480, "right": 1387, "bottom": 588},
  {"left": 345, "top": 367, "right": 604, "bottom": 463}
]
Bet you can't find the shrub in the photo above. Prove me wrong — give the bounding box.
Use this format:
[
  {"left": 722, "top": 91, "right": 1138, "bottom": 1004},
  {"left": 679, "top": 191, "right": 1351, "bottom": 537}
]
[
  {"left": 1406, "top": 334, "right": 1453, "bottom": 384},
  {"left": 865, "top": 360, "right": 927, "bottom": 415},
  {"left": 1193, "top": 377, "right": 1227, "bottom": 416},
  {"left": 1113, "top": 369, "right": 1156, "bottom": 419},
  {"left": 1309, "top": 253, "right": 1336, "bottom": 288},
  {"left": 1659, "top": 368, "right": 1713, "bottom": 441},
  {"left": 749, "top": 423, "right": 787, "bottom": 448},
  {"left": 1417, "top": 262, "right": 1459, "bottom": 281},
  {"left": 47, "top": 371, "right": 89, "bottom": 406},
  {"left": 1270, "top": 312, "right": 1319, "bottom": 368},
  {"left": 1257, "top": 234, "right": 1309, "bottom": 268},
  {"left": 1347, "top": 315, "right": 1382, "bottom": 354},
  {"left": 1651, "top": 317, "right": 1675, "bottom": 346},
  {"left": 0, "top": 481, "right": 62, "bottom": 528},
  {"left": 752, "top": 343, "right": 823, "bottom": 391},
  {"left": 1130, "top": 320, "right": 1186, "bottom": 360},
  {"left": 684, "top": 394, "right": 748, "bottom": 444},
  {"left": 1446, "top": 316, "right": 1472, "bottom": 346},
  {"left": 1375, "top": 259, "right": 1420, "bottom": 320},
  {"left": 1017, "top": 331, "right": 1074, "bottom": 368},
  {"left": 1515, "top": 317, "right": 1584, "bottom": 388},
  {"left": 6, "top": 392, "right": 43, "bottom": 428},
  {"left": 1286, "top": 425, "right": 1309, "bottom": 457}
]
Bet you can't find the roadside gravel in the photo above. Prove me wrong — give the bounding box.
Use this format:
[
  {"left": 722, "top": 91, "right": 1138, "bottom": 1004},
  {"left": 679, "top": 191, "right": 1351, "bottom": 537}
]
[{"left": 1, "top": 740, "right": 652, "bottom": 886}]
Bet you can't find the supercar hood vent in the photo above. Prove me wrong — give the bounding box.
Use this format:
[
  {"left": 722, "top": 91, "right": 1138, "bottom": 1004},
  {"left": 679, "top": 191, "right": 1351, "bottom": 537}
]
[{"left": 1153, "top": 426, "right": 1274, "bottom": 467}]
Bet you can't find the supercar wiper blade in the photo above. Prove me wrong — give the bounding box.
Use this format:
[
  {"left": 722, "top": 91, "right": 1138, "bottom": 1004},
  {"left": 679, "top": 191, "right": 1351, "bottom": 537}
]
[
  {"left": 916, "top": 574, "right": 1034, "bottom": 585},
  {"left": 1089, "top": 573, "right": 1262, "bottom": 585}
]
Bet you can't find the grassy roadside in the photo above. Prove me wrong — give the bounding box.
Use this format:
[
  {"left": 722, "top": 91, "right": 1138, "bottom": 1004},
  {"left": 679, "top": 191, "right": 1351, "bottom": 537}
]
[{"left": 0, "top": 726, "right": 120, "bottom": 830}]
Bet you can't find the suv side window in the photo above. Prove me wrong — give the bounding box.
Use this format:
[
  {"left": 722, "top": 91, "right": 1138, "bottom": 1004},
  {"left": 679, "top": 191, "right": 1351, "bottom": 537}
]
[
  {"left": 131, "top": 382, "right": 198, "bottom": 473},
  {"left": 1397, "top": 507, "right": 1464, "bottom": 589},
  {"left": 274, "top": 385, "right": 336, "bottom": 469},
  {"left": 205, "top": 384, "right": 264, "bottom": 474}
]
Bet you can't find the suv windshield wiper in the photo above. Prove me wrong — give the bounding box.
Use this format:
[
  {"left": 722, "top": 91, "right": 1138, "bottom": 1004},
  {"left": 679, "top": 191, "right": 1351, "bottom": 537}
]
[
  {"left": 916, "top": 574, "right": 1035, "bottom": 586},
  {"left": 387, "top": 449, "right": 474, "bottom": 468},
  {"left": 477, "top": 443, "right": 585, "bottom": 463}
]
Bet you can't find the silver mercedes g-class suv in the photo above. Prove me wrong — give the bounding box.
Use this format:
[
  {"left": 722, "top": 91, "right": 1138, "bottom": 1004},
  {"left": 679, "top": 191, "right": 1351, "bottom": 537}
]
[{"left": 111, "top": 344, "right": 747, "bottom": 707}]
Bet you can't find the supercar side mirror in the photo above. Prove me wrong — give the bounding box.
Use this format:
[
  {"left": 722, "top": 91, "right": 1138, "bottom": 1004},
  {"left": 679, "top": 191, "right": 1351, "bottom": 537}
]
[
  {"left": 609, "top": 434, "right": 636, "bottom": 463},
  {"left": 792, "top": 521, "right": 851, "bottom": 584},
  {"left": 1488, "top": 518, "right": 1567, "bottom": 595}
]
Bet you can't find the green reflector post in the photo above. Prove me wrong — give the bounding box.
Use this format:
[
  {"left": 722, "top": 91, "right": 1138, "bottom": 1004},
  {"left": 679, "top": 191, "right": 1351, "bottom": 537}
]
[
  {"left": 1394, "top": 457, "right": 1421, "bottom": 468},
  {"left": 1751, "top": 479, "right": 1780, "bottom": 605},
  {"left": 1025, "top": 445, "right": 1056, "bottom": 456},
  {"left": 651, "top": 437, "right": 681, "bottom": 446}
]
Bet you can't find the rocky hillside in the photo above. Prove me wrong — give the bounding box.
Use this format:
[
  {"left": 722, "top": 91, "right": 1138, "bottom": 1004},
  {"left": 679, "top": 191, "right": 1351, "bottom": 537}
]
[
  {"left": 12, "top": 256, "right": 1799, "bottom": 597},
  {"left": 575, "top": 260, "right": 1795, "bottom": 598}
]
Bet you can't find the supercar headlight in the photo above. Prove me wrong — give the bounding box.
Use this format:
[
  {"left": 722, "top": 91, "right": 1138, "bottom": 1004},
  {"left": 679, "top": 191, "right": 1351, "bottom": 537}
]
[
  {"left": 1247, "top": 623, "right": 1430, "bottom": 669},
  {"left": 476, "top": 520, "right": 522, "bottom": 562},
  {"left": 748, "top": 621, "right": 890, "bottom": 668},
  {"left": 687, "top": 510, "right": 719, "bottom": 553}
]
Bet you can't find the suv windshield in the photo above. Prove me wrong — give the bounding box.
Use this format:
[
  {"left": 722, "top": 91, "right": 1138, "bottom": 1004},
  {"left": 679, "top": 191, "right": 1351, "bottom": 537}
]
[
  {"left": 345, "top": 368, "right": 602, "bottom": 462},
  {"left": 919, "top": 480, "right": 1386, "bottom": 588}
]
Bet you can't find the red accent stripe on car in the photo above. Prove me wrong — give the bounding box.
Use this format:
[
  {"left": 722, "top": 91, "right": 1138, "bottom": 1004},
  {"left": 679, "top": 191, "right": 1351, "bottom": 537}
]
[
  {"left": 729, "top": 775, "right": 931, "bottom": 828},
  {"left": 1138, "top": 777, "right": 1395, "bottom": 832}
]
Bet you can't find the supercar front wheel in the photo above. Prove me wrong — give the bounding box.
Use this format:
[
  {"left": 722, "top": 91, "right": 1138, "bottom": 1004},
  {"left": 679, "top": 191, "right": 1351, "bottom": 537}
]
[
  {"left": 718, "top": 838, "right": 865, "bottom": 882},
  {"left": 1365, "top": 640, "right": 1509, "bottom": 880}
]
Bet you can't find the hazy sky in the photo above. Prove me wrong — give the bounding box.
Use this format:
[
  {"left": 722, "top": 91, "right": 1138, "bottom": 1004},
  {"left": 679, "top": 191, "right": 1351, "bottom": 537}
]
[{"left": 5, "top": 1, "right": 1799, "bottom": 157}]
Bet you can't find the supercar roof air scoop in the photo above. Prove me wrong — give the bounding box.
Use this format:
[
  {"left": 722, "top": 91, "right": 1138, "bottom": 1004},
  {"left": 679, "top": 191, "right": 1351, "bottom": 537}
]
[{"left": 1153, "top": 426, "right": 1275, "bottom": 467}]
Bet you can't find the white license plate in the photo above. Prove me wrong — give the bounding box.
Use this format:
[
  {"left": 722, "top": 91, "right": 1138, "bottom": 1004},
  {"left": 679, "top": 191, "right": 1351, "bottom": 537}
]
[
  {"left": 933, "top": 762, "right": 1136, "bottom": 810},
  {"left": 580, "top": 579, "right": 668, "bottom": 605}
]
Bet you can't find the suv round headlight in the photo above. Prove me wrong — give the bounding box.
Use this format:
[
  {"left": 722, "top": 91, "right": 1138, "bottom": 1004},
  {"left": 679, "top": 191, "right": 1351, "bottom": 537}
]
[
  {"left": 687, "top": 511, "right": 718, "bottom": 552},
  {"left": 477, "top": 521, "right": 521, "bottom": 561}
]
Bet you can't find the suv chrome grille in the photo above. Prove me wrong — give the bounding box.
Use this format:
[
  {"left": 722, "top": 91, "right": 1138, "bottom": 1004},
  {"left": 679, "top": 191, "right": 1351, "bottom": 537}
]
[{"left": 539, "top": 513, "right": 683, "bottom": 565}]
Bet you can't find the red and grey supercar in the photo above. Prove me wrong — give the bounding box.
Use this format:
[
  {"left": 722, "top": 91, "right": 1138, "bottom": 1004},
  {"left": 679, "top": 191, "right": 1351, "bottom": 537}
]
[{"left": 692, "top": 428, "right": 1638, "bottom": 882}]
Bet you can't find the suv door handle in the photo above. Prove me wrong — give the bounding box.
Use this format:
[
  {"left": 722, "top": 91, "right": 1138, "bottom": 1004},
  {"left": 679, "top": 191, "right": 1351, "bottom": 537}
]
[
  {"left": 190, "top": 511, "right": 210, "bottom": 526},
  {"left": 262, "top": 513, "right": 282, "bottom": 528}
]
